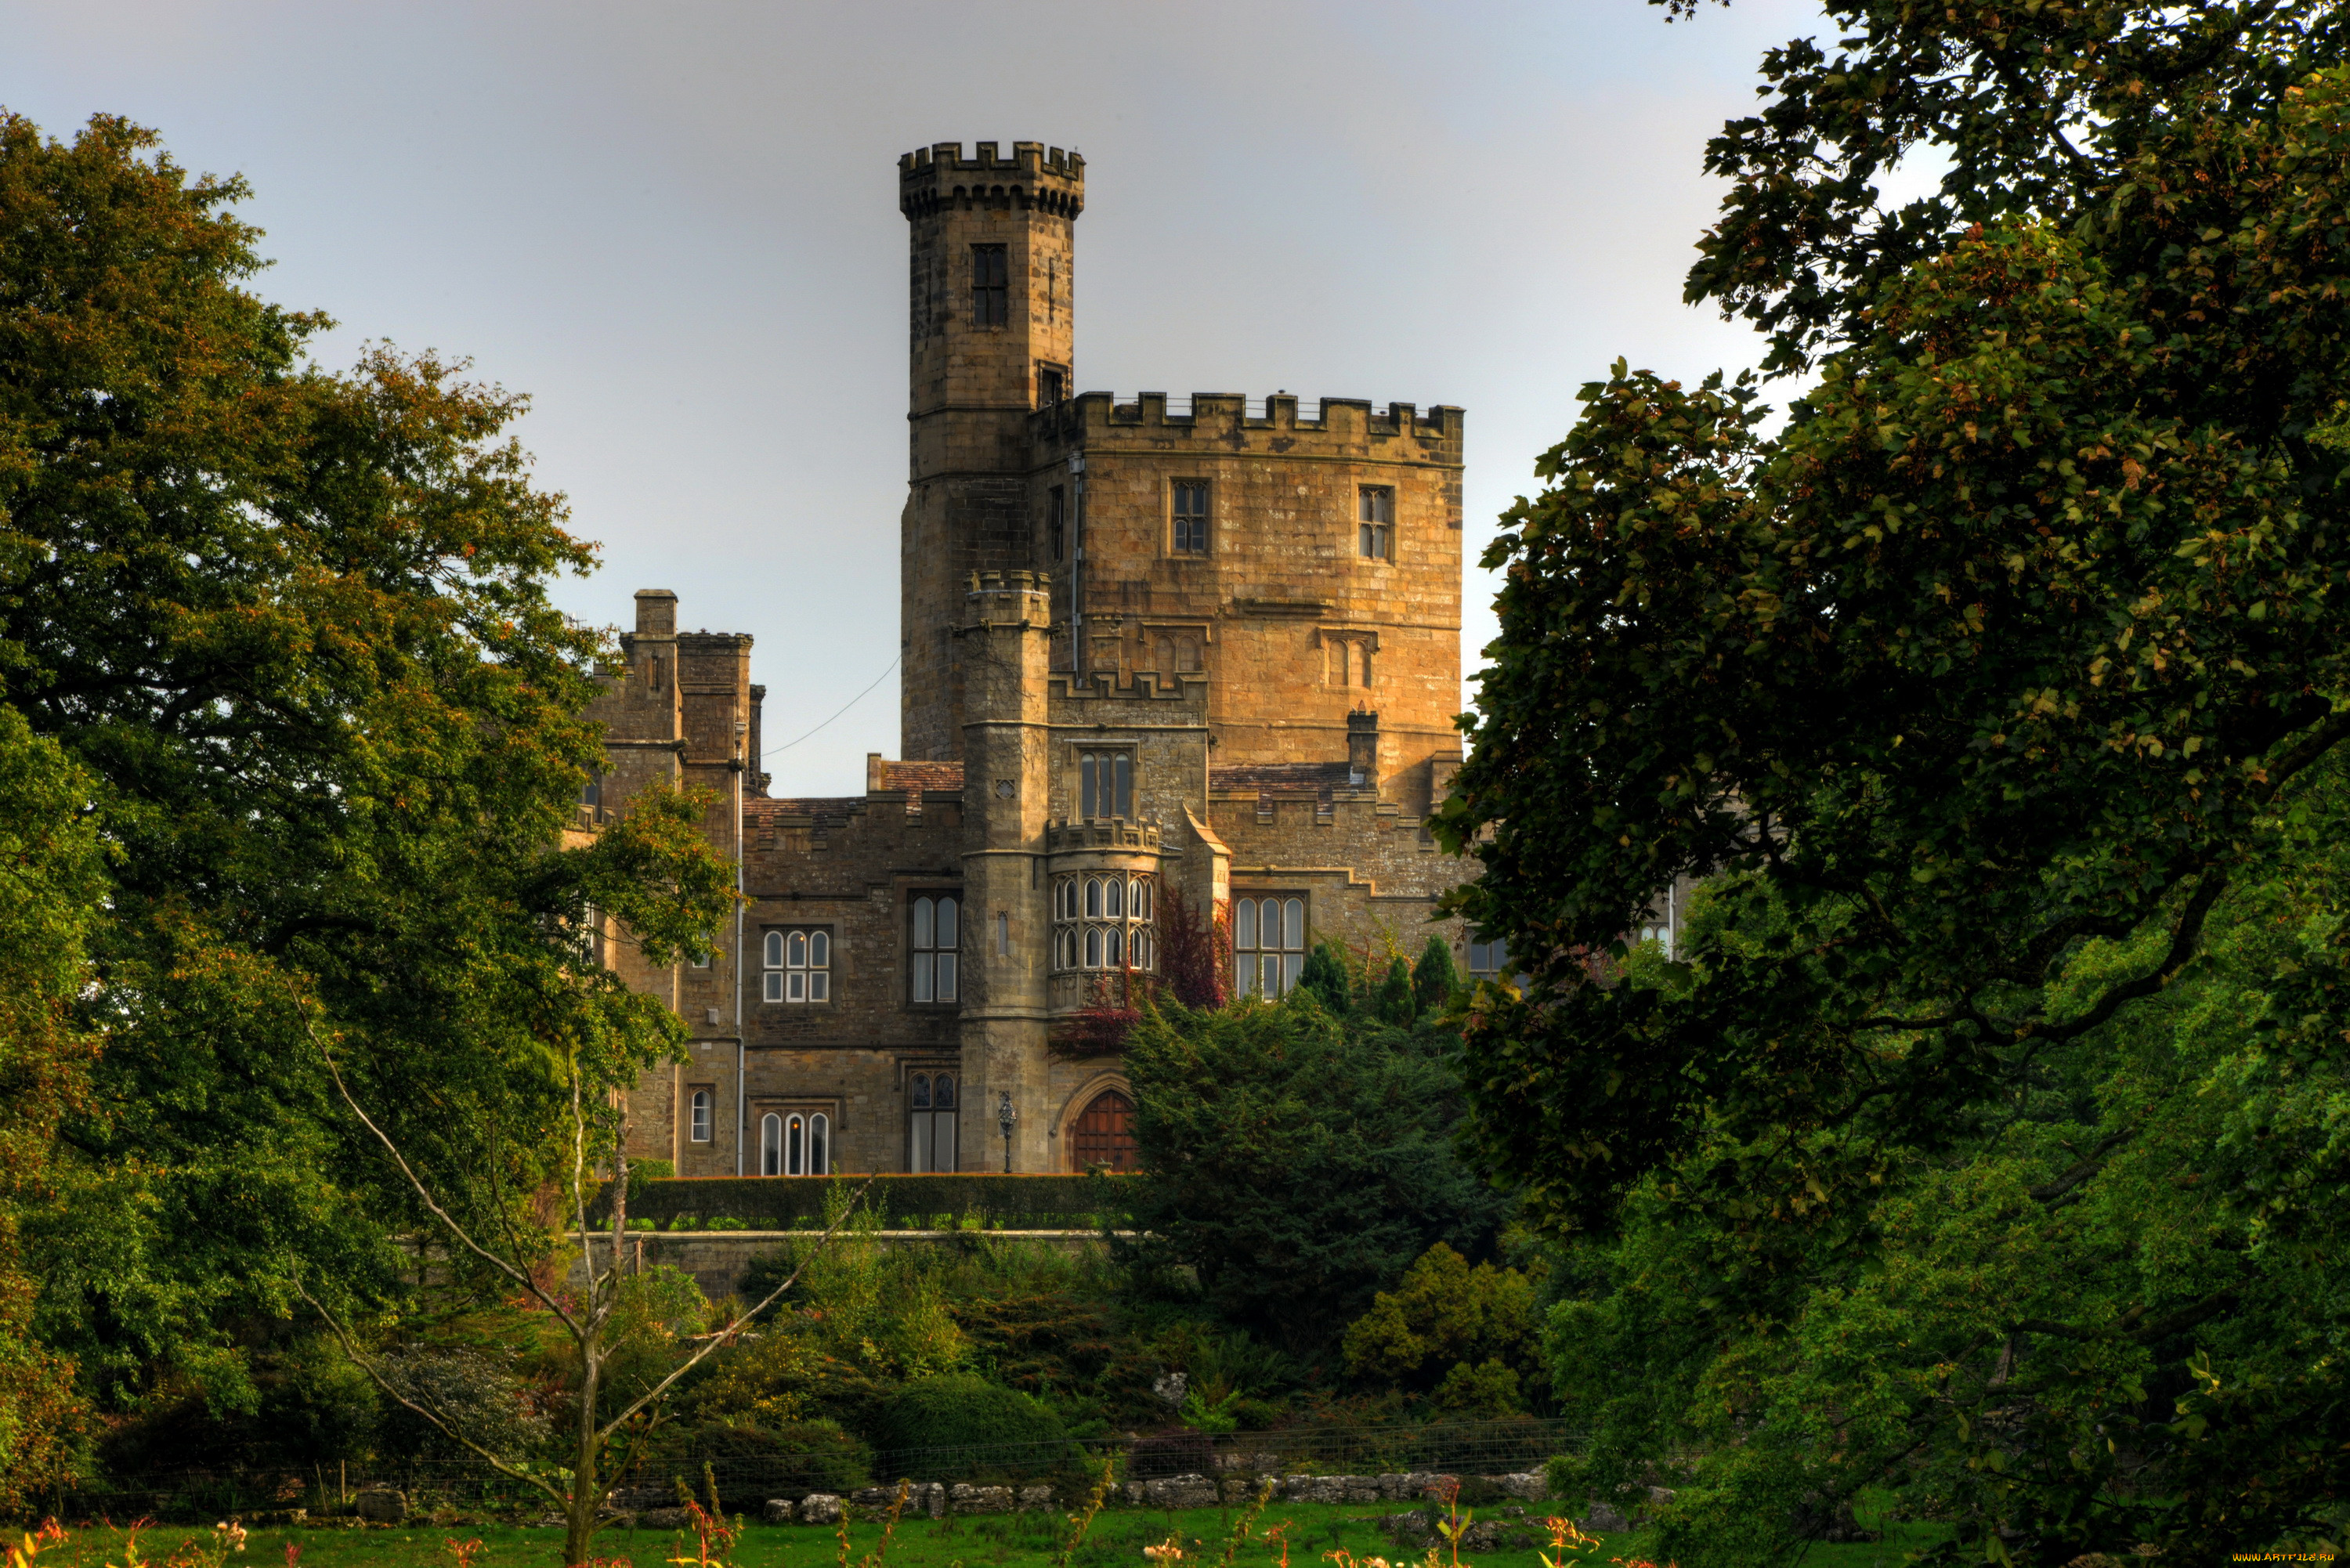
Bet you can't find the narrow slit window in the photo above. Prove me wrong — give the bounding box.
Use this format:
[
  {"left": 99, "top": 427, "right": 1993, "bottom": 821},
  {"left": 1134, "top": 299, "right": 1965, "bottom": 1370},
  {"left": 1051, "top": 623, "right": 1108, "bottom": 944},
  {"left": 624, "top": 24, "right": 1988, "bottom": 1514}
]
[
  {"left": 971, "top": 244, "right": 1008, "bottom": 327},
  {"left": 1358, "top": 486, "right": 1394, "bottom": 560},
  {"left": 1048, "top": 486, "right": 1066, "bottom": 562},
  {"left": 1172, "top": 481, "right": 1209, "bottom": 555}
]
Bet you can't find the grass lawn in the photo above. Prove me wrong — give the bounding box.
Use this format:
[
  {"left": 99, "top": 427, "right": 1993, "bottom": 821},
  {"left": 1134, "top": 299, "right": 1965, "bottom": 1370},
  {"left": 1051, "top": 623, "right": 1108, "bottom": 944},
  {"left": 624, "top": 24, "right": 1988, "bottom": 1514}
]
[{"left": 35, "top": 1504, "right": 1946, "bottom": 1568}]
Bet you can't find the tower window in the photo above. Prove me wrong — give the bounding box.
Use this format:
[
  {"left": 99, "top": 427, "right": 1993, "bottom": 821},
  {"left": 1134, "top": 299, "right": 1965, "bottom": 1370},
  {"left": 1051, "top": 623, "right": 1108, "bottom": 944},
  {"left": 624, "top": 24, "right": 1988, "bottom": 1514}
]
[
  {"left": 972, "top": 244, "right": 1008, "bottom": 327},
  {"left": 1172, "top": 481, "right": 1209, "bottom": 555},
  {"left": 1359, "top": 487, "right": 1394, "bottom": 560},
  {"left": 1079, "top": 749, "right": 1133, "bottom": 819},
  {"left": 1048, "top": 486, "right": 1066, "bottom": 562},
  {"left": 910, "top": 893, "right": 960, "bottom": 1005},
  {"left": 762, "top": 927, "right": 831, "bottom": 1004},
  {"left": 688, "top": 1088, "right": 713, "bottom": 1143},
  {"left": 1038, "top": 363, "right": 1066, "bottom": 406}
]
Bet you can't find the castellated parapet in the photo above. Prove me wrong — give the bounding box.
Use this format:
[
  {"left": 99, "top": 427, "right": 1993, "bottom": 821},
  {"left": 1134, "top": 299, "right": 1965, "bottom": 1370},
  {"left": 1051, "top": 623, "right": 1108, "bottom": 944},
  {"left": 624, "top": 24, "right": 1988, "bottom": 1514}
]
[{"left": 898, "top": 142, "right": 1085, "bottom": 219}]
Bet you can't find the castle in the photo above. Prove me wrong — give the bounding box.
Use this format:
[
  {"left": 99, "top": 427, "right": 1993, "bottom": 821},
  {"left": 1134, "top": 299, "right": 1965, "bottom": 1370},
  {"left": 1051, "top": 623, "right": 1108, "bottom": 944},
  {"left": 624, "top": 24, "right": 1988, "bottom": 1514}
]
[{"left": 588, "top": 140, "right": 1485, "bottom": 1177}]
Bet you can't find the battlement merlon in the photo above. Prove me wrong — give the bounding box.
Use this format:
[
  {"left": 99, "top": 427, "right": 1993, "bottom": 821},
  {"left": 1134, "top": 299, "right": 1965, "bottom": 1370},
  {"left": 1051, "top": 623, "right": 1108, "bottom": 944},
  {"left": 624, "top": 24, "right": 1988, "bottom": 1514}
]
[
  {"left": 899, "top": 141, "right": 1084, "bottom": 219},
  {"left": 1032, "top": 391, "right": 1463, "bottom": 452}
]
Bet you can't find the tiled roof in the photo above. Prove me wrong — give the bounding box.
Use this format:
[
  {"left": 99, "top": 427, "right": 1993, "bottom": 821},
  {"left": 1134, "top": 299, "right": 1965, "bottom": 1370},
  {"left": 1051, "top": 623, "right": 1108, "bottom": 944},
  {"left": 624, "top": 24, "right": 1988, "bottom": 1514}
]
[
  {"left": 880, "top": 760, "right": 965, "bottom": 795},
  {"left": 1211, "top": 761, "right": 1354, "bottom": 806}
]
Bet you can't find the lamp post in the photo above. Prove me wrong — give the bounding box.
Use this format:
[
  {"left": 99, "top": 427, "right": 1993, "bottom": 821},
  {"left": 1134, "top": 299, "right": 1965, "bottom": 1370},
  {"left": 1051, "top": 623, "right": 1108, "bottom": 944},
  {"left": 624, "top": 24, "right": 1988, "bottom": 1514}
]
[{"left": 996, "top": 1091, "right": 1018, "bottom": 1173}]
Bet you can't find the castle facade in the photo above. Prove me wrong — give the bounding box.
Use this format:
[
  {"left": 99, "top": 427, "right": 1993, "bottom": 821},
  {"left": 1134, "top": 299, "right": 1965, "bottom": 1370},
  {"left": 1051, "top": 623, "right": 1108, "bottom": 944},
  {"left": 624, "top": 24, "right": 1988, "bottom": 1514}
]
[{"left": 589, "top": 140, "right": 1479, "bottom": 1177}]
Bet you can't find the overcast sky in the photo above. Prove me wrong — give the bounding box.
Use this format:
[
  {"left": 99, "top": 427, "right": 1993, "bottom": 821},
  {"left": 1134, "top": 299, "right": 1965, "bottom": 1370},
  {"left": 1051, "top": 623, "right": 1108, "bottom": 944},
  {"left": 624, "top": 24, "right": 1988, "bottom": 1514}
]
[{"left": 7, "top": 0, "right": 1820, "bottom": 794}]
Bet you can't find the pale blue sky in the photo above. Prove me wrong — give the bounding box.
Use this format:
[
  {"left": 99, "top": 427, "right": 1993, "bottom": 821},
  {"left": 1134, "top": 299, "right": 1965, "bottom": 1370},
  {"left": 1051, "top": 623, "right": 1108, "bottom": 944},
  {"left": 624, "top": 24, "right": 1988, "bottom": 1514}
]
[{"left": 6, "top": 0, "right": 1820, "bottom": 793}]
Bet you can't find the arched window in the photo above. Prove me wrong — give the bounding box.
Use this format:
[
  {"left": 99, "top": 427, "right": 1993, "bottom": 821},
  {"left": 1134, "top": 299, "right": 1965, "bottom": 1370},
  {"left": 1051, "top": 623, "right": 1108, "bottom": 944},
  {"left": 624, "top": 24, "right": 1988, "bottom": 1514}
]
[
  {"left": 1069, "top": 1089, "right": 1138, "bottom": 1172},
  {"left": 1050, "top": 873, "right": 1159, "bottom": 975},
  {"left": 689, "top": 1089, "right": 712, "bottom": 1143},
  {"left": 908, "top": 1071, "right": 957, "bottom": 1172},
  {"left": 1232, "top": 894, "right": 1307, "bottom": 997},
  {"left": 764, "top": 1111, "right": 829, "bottom": 1176}
]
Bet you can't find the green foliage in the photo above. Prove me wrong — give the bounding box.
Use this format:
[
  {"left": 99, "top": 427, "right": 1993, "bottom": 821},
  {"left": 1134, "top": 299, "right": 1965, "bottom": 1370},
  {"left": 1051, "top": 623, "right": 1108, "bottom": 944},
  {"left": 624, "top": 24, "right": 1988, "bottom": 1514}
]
[
  {"left": 1440, "top": 5, "right": 2350, "bottom": 1559},
  {"left": 1411, "top": 937, "right": 1456, "bottom": 1017},
  {"left": 1120, "top": 998, "right": 1505, "bottom": 1351},
  {"left": 871, "top": 1373, "right": 1069, "bottom": 1479},
  {"left": 1295, "top": 943, "right": 1353, "bottom": 1013},
  {"left": 0, "top": 705, "right": 107, "bottom": 1505},
  {"left": 1339, "top": 1244, "right": 1539, "bottom": 1406},
  {"left": 1372, "top": 959, "right": 1415, "bottom": 1027},
  {"left": 0, "top": 110, "right": 739, "bottom": 1427},
  {"left": 1430, "top": 1360, "right": 1520, "bottom": 1421}
]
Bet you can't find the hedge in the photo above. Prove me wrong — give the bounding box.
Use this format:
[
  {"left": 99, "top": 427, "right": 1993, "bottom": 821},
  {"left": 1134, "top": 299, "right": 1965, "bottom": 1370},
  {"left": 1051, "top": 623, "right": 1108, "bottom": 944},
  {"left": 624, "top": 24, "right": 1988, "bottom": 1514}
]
[{"left": 590, "top": 1172, "right": 1137, "bottom": 1229}]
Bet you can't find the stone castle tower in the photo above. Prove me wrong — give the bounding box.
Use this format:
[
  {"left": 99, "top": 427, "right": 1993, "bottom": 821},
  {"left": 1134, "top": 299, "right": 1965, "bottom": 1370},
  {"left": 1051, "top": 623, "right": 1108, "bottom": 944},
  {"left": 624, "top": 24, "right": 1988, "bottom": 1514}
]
[{"left": 591, "top": 140, "right": 1479, "bottom": 1178}]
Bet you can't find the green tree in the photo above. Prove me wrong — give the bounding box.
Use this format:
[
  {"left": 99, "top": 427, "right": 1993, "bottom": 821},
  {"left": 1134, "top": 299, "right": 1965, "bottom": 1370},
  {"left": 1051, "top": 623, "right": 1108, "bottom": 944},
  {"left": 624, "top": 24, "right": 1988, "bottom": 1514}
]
[
  {"left": 0, "top": 707, "right": 107, "bottom": 1509},
  {"left": 1412, "top": 935, "right": 1457, "bottom": 1017},
  {"left": 0, "top": 109, "right": 739, "bottom": 1487},
  {"left": 1437, "top": 5, "right": 2350, "bottom": 1559},
  {"left": 1120, "top": 998, "right": 1502, "bottom": 1352}
]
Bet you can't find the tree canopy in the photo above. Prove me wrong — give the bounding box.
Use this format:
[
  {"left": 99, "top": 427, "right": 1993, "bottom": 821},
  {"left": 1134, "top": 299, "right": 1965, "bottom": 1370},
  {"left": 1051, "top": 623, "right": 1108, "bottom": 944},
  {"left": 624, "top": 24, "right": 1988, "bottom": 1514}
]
[
  {"left": 0, "top": 112, "right": 737, "bottom": 1451},
  {"left": 1437, "top": 2, "right": 2350, "bottom": 1559},
  {"left": 1120, "top": 994, "right": 1502, "bottom": 1355}
]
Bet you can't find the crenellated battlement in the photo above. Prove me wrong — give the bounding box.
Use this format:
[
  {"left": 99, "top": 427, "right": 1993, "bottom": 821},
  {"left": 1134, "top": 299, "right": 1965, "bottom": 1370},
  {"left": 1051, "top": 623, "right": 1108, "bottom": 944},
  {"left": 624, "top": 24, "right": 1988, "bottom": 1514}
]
[
  {"left": 900, "top": 141, "right": 1084, "bottom": 219},
  {"left": 1032, "top": 390, "right": 1463, "bottom": 452},
  {"left": 1047, "top": 671, "right": 1209, "bottom": 706}
]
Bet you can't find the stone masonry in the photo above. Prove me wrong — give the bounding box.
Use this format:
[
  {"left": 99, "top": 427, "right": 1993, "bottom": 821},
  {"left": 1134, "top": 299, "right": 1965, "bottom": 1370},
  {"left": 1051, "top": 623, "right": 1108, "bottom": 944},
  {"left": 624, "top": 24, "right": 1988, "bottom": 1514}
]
[{"left": 585, "top": 139, "right": 1519, "bottom": 1180}]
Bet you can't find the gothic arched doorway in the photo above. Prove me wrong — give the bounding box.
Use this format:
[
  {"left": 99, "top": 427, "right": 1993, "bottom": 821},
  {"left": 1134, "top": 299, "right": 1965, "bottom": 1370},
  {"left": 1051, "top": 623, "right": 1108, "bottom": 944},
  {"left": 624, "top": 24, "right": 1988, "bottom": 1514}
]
[{"left": 1068, "top": 1088, "right": 1138, "bottom": 1172}]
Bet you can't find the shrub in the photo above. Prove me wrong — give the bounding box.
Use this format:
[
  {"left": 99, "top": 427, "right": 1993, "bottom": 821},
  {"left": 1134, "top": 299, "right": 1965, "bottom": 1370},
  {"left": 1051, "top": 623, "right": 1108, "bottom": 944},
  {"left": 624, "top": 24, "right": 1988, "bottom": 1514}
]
[
  {"left": 1433, "top": 1360, "right": 1522, "bottom": 1419},
  {"left": 873, "top": 1372, "right": 1070, "bottom": 1479},
  {"left": 1128, "top": 1426, "right": 1216, "bottom": 1478},
  {"left": 1340, "top": 1243, "right": 1540, "bottom": 1393},
  {"left": 644, "top": 1419, "right": 872, "bottom": 1501}
]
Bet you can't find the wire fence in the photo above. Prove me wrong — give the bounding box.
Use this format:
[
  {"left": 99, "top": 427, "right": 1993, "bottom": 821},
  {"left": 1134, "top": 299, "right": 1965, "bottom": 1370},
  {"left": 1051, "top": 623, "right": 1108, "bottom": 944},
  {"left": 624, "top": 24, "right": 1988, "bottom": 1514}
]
[{"left": 46, "top": 1422, "right": 1583, "bottom": 1523}]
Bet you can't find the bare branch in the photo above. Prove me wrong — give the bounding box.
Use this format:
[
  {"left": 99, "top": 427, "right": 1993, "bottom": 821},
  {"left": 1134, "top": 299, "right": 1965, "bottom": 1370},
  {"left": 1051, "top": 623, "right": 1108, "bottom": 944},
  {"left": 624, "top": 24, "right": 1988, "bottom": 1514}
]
[
  {"left": 295, "top": 1279, "right": 566, "bottom": 1508},
  {"left": 595, "top": 1174, "right": 879, "bottom": 1442},
  {"left": 296, "top": 1001, "right": 585, "bottom": 1339}
]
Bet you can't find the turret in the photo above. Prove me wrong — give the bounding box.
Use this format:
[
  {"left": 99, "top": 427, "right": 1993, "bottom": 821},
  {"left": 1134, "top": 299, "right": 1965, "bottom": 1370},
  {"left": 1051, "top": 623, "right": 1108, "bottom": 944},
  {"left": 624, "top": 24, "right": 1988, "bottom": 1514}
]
[{"left": 898, "top": 142, "right": 1085, "bottom": 764}]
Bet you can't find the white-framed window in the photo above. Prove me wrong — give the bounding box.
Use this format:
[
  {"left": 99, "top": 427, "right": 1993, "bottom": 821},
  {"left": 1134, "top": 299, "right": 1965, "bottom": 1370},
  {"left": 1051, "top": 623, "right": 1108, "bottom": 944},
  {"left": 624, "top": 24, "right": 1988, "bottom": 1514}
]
[
  {"left": 1359, "top": 486, "right": 1394, "bottom": 560},
  {"left": 761, "top": 1110, "right": 830, "bottom": 1176},
  {"left": 1052, "top": 873, "right": 1157, "bottom": 973},
  {"left": 1636, "top": 921, "right": 1673, "bottom": 956},
  {"left": 762, "top": 927, "right": 831, "bottom": 1003},
  {"left": 908, "top": 1070, "right": 958, "bottom": 1172},
  {"left": 1233, "top": 894, "right": 1307, "bottom": 998},
  {"left": 910, "top": 894, "right": 960, "bottom": 1004},
  {"left": 689, "top": 1088, "right": 713, "bottom": 1143},
  {"left": 1079, "top": 749, "right": 1133, "bottom": 819}
]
